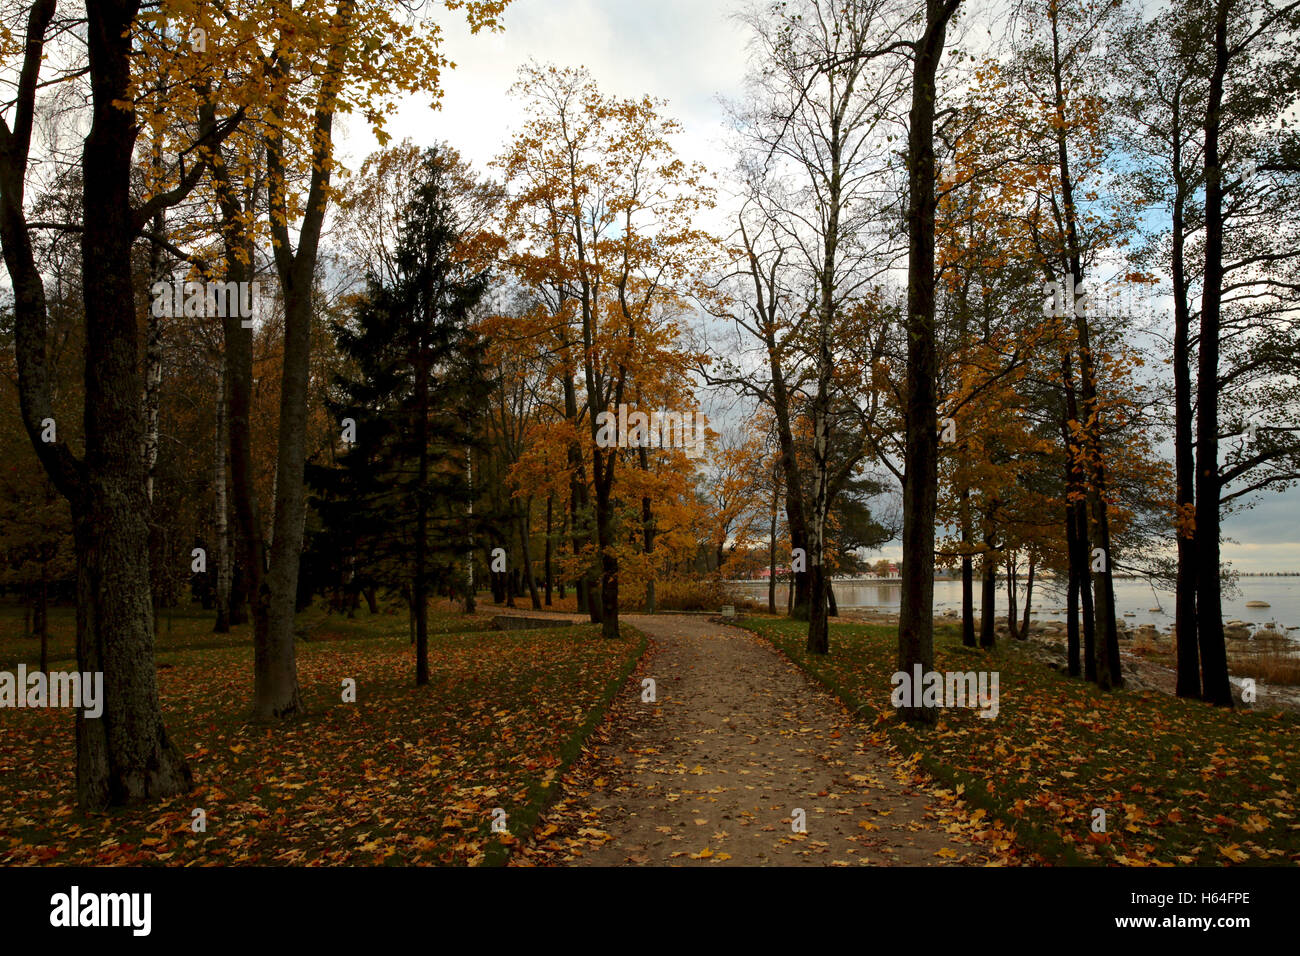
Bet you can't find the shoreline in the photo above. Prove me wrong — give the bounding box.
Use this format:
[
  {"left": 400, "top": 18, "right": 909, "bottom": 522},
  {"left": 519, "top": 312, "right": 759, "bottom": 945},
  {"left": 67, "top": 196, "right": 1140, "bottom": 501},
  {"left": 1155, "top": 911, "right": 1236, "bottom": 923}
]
[
  {"left": 727, "top": 579, "right": 1300, "bottom": 634},
  {"left": 829, "top": 606, "right": 1300, "bottom": 714}
]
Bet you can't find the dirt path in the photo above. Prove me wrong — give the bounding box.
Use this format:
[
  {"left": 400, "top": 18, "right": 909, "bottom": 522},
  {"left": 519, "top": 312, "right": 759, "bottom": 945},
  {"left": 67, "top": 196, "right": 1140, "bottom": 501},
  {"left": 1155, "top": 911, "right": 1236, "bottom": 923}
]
[{"left": 512, "top": 612, "right": 1009, "bottom": 866}]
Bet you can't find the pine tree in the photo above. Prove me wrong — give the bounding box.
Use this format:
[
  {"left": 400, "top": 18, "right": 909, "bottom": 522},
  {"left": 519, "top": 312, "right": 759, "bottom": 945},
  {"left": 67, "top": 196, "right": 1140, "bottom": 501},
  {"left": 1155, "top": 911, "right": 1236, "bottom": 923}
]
[{"left": 309, "top": 147, "right": 495, "bottom": 685}]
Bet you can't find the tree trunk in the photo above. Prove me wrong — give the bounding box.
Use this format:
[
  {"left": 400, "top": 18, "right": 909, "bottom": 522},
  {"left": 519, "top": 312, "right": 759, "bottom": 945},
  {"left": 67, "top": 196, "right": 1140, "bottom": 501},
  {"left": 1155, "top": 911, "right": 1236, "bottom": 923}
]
[
  {"left": 807, "top": 561, "right": 828, "bottom": 653},
  {"left": 43, "top": 0, "right": 191, "bottom": 808},
  {"left": 1061, "top": 357, "right": 1096, "bottom": 681},
  {"left": 504, "top": 541, "right": 516, "bottom": 608},
  {"left": 229, "top": 560, "right": 249, "bottom": 625},
  {"left": 768, "top": 470, "right": 779, "bottom": 614},
  {"left": 488, "top": 547, "right": 505, "bottom": 603},
  {"left": 223, "top": 262, "right": 275, "bottom": 710},
  {"left": 805, "top": 332, "right": 831, "bottom": 653},
  {"left": 1049, "top": 5, "right": 1119, "bottom": 690},
  {"left": 980, "top": 503, "right": 997, "bottom": 650},
  {"left": 544, "top": 493, "right": 554, "bottom": 606},
  {"left": 739, "top": 213, "right": 811, "bottom": 621},
  {"left": 1006, "top": 553, "right": 1020, "bottom": 641},
  {"left": 465, "top": 448, "right": 476, "bottom": 614},
  {"left": 638, "top": 445, "right": 656, "bottom": 612},
  {"left": 1166, "top": 83, "right": 1201, "bottom": 698},
  {"left": 249, "top": 24, "right": 352, "bottom": 718},
  {"left": 202, "top": 92, "right": 292, "bottom": 717},
  {"left": 143, "top": 206, "right": 164, "bottom": 618},
  {"left": 1196, "top": 2, "right": 1232, "bottom": 707},
  {"left": 764, "top": 328, "right": 812, "bottom": 619},
  {"left": 805, "top": 91, "right": 838, "bottom": 655},
  {"left": 800, "top": 335, "right": 832, "bottom": 650},
  {"left": 413, "top": 333, "right": 430, "bottom": 686},
  {"left": 520, "top": 499, "right": 542, "bottom": 610},
  {"left": 213, "top": 365, "right": 232, "bottom": 633},
  {"left": 256, "top": 260, "right": 311, "bottom": 714},
  {"left": 1066, "top": 545, "right": 1081, "bottom": 677},
  {"left": 897, "top": 0, "right": 960, "bottom": 723},
  {"left": 959, "top": 487, "right": 975, "bottom": 647},
  {"left": 404, "top": 583, "right": 415, "bottom": 644},
  {"left": 38, "top": 562, "right": 48, "bottom": 673},
  {"left": 1020, "top": 551, "right": 1034, "bottom": 640},
  {"left": 979, "top": 550, "right": 997, "bottom": 650},
  {"left": 1077, "top": 497, "right": 1098, "bottom": 683},
  {"left": 593, "top": 458, "right": 620, "bottom": 639},
  {"left": 559, "top": 349, "right": 595, "bottom": 619}
]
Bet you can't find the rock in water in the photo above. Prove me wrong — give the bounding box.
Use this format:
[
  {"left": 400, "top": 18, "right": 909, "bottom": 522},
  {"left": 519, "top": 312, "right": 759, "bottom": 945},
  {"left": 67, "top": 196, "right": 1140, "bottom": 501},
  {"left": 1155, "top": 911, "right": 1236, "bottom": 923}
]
[{"left": 1245, "top": 600, "right": 1270, "bottom": 608}]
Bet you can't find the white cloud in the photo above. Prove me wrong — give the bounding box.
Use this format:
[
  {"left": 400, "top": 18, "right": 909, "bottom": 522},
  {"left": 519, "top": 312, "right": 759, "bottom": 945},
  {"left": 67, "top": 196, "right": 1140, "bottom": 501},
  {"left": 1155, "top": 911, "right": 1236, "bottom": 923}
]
[{"left": 337, "top": 0, "right": 751, "bottom": 188}]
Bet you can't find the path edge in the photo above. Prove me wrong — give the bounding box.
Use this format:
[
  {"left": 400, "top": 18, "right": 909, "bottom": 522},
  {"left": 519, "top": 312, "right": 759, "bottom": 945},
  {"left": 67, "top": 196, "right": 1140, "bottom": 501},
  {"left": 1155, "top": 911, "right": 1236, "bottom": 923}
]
[
  {"left": 487, "top": 625, "right": 650, "bottom": 867},
  {"left": 733, "top": 617, "right": 1085, "bottom": 867}
]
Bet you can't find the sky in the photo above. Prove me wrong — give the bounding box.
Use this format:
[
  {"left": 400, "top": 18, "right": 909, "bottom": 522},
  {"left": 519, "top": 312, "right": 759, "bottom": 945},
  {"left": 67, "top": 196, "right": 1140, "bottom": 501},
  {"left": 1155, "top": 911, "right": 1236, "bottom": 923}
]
[
  {"left": 331, "top": 0, "right": 1299, "bottom": 574},
  {"left": 335, "top": 0, "right": 751, "bottom": 196}
]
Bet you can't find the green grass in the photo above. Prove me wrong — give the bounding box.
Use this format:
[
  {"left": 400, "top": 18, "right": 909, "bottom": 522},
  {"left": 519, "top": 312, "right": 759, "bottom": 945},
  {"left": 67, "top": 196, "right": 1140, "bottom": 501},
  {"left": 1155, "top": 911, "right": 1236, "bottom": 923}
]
[
  {"left": 0, "top": 603, "right": 645, "bottom": 866},
  {"left": 740, "top": 617, "right": 1300, "bottom": 866},
  {"left": 0, "top": 601, "right": 500, "bottom": 671},
  {"left": 482, "top": 624, "right": 647, "bottom": 866}
]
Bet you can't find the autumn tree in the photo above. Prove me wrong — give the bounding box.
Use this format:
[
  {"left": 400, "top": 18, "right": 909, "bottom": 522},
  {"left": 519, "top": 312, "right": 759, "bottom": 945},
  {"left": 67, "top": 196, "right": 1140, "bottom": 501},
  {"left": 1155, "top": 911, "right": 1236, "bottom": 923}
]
[
  {"left": 1178, "top": 0, "right": 1299, "bottom": 705},
  {"left": 498, "top": 63, "right": 715, "bottom": 639},
  {"left": 718, "top": 0, "right": 910, "bottom": 653},
  {"left": 1111, "top": 0, "right": 1300, "bottom": 704},
  {"left": 0, "top": 0, "right": 279, "bottom": 807},
  {"left": 311, "top": 146, "right": 493, "bottom": 684},
  {"left": 155, "top": 0, "right": 512, "bottom": 719}
]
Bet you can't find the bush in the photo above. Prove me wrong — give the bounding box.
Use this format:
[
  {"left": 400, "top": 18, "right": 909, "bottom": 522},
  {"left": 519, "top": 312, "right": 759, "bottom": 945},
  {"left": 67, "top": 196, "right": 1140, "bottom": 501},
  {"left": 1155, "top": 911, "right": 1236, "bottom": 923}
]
[{"left": 653, "top": 578, "right": 763, "bottom": 612}]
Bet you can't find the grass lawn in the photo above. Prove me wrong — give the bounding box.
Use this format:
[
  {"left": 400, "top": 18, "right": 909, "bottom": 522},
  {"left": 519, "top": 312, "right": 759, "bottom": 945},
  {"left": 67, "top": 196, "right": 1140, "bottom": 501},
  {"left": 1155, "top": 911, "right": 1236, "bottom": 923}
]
[
  {"left": 741, "top": 617, "right": 1300, "bottom": 866},
  {"left": 0, "top": 604, "right": 645, "bottom": 866}
]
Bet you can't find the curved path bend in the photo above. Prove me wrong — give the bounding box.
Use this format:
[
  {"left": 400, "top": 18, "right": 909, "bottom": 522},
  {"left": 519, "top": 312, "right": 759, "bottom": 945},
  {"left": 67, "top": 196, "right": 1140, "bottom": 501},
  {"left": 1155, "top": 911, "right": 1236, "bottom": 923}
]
[{"left": 505, "top": 610, "right": 1005, "bottom": 866}]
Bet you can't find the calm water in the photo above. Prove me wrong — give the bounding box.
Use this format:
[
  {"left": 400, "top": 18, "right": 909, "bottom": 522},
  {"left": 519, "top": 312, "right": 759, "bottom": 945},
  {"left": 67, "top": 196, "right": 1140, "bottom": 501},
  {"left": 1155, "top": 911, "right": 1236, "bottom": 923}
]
[{"left": 727, "top": 577, "right": 1300, "bottom": 634}]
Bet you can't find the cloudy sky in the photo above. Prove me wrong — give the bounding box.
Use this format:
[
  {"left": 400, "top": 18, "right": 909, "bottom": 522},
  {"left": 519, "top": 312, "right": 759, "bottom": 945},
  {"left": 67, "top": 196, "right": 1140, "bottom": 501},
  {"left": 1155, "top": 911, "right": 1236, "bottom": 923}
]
[
  {"left": 336, "top": 0, "right": 751, "bottom": 193},
  {"left": 333, "top": 0, "right": 1299, "bottom": 574}
]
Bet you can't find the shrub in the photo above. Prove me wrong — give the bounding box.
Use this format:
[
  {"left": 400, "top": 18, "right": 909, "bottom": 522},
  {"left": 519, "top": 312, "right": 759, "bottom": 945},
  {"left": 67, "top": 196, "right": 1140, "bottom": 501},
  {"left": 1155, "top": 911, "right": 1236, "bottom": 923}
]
[{"left": 653, "top": 578, "right": 763, "bottom": 612}]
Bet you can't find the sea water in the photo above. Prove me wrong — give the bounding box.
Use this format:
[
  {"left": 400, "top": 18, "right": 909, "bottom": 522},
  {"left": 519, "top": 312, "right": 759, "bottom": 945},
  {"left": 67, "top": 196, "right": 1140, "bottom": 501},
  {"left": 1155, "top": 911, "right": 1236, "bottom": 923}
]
[{"left": 726, "top": 577, "right": 1300, "bottom": 636}]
